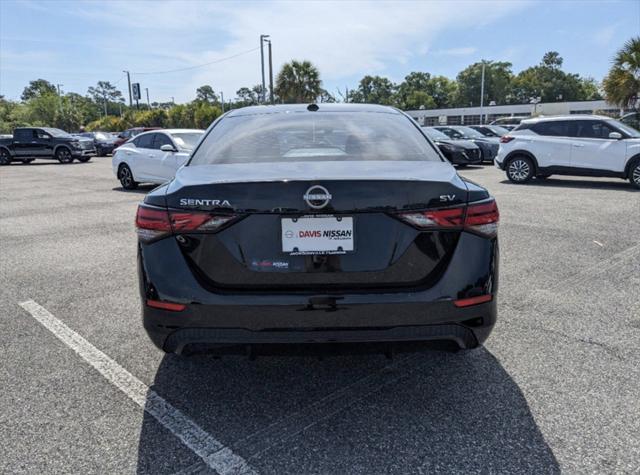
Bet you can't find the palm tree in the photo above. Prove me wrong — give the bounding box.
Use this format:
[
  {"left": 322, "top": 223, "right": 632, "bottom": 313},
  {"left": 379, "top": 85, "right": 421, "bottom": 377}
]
[
  {"left": 603, "top": 37, "right": 640, "bottom": 109},
  {"left": 275, "top": 60, "right": 322, "bottom": 103}
]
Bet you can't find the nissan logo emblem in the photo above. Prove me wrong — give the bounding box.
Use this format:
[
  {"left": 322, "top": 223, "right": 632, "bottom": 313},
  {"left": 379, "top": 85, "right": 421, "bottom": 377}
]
[{"left": 303, "top": 185, "right": 332, "bottom": 209}]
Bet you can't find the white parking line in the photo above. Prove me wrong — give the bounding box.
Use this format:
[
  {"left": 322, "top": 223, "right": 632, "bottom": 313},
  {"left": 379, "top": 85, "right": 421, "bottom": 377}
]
[{"left": 18, "top": 300, "right": 257, "bottom": 475}]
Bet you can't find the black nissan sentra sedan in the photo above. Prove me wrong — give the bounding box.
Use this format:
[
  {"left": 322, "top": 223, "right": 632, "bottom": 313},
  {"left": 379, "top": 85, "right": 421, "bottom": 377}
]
[{"left": 136, "top": 104, "right": 499, "bottom": 355}]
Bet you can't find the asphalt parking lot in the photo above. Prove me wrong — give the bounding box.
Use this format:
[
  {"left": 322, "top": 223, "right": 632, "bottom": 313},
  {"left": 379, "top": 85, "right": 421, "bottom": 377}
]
[{"left": 1, "top": 158, "right": 639, "bottom": 474}]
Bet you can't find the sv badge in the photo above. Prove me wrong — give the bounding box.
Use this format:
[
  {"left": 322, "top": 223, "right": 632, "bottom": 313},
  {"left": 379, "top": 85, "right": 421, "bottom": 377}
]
[{"left": 439, "top": 194, "right": 456, "bottom": 202}]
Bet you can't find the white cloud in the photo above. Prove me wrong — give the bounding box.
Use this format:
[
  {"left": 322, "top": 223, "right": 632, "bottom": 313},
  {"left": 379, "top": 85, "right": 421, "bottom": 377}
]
[{"left": 3, "top": 0, "right": 531, "bottom": 102}]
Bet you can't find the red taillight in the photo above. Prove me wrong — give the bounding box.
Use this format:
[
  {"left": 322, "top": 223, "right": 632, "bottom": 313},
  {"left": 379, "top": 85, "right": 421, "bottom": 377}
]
[
  {"left": 465, "top": 200, "right": 499, "bottom": 237},
  {"left": 136, "top": 204, "right": 236, "bottom": 242},
  {"left": 146, "top": 299, "right": 186, "bottom": 311},
  {"left": 500, "top": 135, "right": 515, "bottom": 143},
  {"left": 453, "top": 294, "right": 492, "bottom": 308},
  {"left": 136, "top": 206, "right": 172, "bottom": 242},
  {"left": 399, "top": 207, "right": 465, "bottom": 229},
  {"left": 397, "top": 199, "right": 499, "bottom": 237}
]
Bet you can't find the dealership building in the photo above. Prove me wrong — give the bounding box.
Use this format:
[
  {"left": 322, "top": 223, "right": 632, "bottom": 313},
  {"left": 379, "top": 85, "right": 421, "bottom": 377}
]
[{"left": 407, "top": 100, "right": 626, "bottom": 126}]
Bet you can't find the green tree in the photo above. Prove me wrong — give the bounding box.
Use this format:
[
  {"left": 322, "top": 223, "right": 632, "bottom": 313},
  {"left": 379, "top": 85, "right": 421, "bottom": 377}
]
[
  {"left": 579, "top": 78, "right": 603, "bottom": 101},
  {"left": 21, "top": 79, "right": 57, "bottom": 101},
  {"left": 395, "top": 72, "right": 431, "bottom": 109},
  {"left": 235, "top": 86, "right": 261, "bottom": 106},
  {"left": 427, "top": 75, "right": 458, "bottom": 108},
  {"left": 603, "top": 37, "right": 640, "bottom": 109},
  {"left": 456, "top": 61, "right": 514, "bottom": 107},
  {"left": 275, "top": 60, "right": 322, "bottom": 103},
  {"left": 349, "top": 75, "right": 396, "bottom": 105},
  {"left": 195, "top": 85, "right": 218, "bottom": 103},
  {"left": 87, "top": 81, "right": 123, "bottom": 115},
  {"left": 511, "top": 52, "right": 589, "bottom": 103}
]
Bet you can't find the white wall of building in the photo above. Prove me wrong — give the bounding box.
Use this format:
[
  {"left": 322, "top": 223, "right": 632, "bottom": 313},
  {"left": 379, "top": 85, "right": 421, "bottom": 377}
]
[{"left": 407, "top": 100, "right": 624, "bottom": 126}]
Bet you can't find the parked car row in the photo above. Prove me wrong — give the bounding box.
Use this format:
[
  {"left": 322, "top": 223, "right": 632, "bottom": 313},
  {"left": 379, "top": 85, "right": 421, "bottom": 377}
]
[
  {"left": 495, "top": 115, "right": 640, "bottom": 189},
  {"left": 422, "top": 125, "right": 500, "bottom": 166},
  {"left": 0, "top": 127, "right": 96, "bottom": 165}
]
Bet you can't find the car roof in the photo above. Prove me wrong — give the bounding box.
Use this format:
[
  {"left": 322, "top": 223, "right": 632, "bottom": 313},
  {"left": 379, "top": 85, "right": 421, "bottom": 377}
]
[
  {"left": 226, "top": 103, "right": 401, "bottom": 117},
  {"left": 521, "top": 114, "right": 614, "bottom": 124}
]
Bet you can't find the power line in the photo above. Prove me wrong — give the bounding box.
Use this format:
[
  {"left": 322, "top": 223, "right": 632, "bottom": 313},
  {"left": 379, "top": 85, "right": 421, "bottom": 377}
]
[{"left": 132, "top": 47, "right": 260, "bottom": 75}]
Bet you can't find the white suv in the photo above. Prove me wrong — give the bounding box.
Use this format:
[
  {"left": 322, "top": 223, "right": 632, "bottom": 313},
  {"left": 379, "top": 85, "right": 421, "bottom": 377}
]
[{"left": 495, "top": 115, "right": 640, "bottom": 189}]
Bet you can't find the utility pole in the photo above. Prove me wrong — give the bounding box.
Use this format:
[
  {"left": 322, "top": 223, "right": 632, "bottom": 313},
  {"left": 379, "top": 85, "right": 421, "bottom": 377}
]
[
  {"left": 103, "top": 92, "right": 108, "bottom": 116},
  {"left": 171, "top": 97, "right": 175, "bottom": 105},
  {"left": 267, "top": 39, "right": 274, "bottom": 104},
  {"left": 220, "top": 91, "right": 224, "bottom": 112},
  {"left": 145, "top": 87, "right": 150, "bottom": 107},
  {"left": 479, "top": 62, "right": 486, "bottom": 124},
  {"left": 260, "top": 34, "right": 269, "bottom": 103},
  {"left": 123, "top": 70, "right": 132, "bottom": 107},
  {"left": 56, "top": 84, "right": 63, "bottom": 116}
]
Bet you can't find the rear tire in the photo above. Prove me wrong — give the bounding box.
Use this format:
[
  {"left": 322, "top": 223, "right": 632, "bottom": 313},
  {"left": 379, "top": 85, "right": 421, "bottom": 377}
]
[
  {"left": 506, "top": 156, "right": 534, "bottom": 183},
  {"left": 118, "top": 164, "right": 138, "bottom": 190},
  {"left": 56, "top": 147, "right": 74, "bottom": 164},
  {"left": 630, "top": 160, "right": 640, "bottom": 190},
  {"left": 0, "top": 149, "right": 11, "bottom": 165}
]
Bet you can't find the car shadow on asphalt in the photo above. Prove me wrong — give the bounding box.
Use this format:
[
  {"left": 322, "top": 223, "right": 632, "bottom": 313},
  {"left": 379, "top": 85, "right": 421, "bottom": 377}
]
[
  {"left": 499, "top": 178, "right": 637, "bottom": 191},
  {"left": 111, "top": 185, "right": 158, "bottom": 194},
  {"left": 136, "top": 346, "right": 559, "bottom": 474}
]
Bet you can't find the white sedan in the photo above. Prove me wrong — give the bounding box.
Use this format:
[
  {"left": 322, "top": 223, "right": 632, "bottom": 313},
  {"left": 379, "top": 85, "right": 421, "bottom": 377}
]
[{"left": 112, "top": 129, "right": 204, "bottom": 189}]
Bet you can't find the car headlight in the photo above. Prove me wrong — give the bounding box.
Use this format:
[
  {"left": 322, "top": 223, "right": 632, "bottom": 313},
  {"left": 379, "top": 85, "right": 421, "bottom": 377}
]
[
  {"left": 71, "top": 142, "right": 82, "bottom": 149},
  {"left": 439, "top": 143, "right": 455, "bottom": 151}
]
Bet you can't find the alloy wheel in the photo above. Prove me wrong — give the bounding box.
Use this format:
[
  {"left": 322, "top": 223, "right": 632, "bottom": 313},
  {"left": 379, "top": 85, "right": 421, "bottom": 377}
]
[
  {"left": 0, "top": 150, "right": 10, "bottom": 165},
  {"left": 119, "top": 166, "right": 133, "bottom": 188},
  {"left": 57, "top": 148, "right": 73, "bottom": 163},
  {"left": 633, "top": 164, "right": 640, "bottom": 186},
  {"left": 508, "top": 159, "right": 531, "bottom": 182}
]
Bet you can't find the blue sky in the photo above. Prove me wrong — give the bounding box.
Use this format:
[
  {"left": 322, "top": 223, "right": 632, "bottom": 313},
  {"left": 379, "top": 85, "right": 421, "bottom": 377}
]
[{"left": 1, "top": 0, "right": 638, "bottom": 104}]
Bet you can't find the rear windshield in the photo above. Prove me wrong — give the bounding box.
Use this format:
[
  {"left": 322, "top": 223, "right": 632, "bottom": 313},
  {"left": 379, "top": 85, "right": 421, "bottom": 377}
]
[{"left": 189, "top": 112, "right": 442, "bottom": 165}]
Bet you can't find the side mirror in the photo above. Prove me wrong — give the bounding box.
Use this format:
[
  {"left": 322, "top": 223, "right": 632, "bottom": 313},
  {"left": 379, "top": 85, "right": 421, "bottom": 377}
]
[
  {"left": 608, "top": 132, "right": 622, "bottom": 140},
  {"left": 160, "top": 144, "right": 177, "bottom": 152}
]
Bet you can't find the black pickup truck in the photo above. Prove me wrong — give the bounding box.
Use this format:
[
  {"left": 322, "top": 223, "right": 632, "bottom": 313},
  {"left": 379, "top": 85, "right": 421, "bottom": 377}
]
[{"left": 0, "top": 127, "right": 96, "bottom": 165}]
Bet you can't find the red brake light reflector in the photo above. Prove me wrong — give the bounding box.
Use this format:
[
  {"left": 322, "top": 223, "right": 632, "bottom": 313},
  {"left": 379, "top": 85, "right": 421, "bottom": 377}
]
[
  {"left": 146, "top": 299, "right": 186, "bottom": 312},
  {"left": 397, "top": 207, "right": 465, "bottom": 229},
  {"left": 465, "top": 200, "right": 499, "bottom": 237},
  {"left": 453, "top": 294, "right": 492, "bottom": 308}
]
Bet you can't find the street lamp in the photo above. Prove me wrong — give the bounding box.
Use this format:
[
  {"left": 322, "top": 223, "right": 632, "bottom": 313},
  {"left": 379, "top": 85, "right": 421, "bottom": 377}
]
[{"left": 260, "top": 34, "right": 270, "bottom": 103}]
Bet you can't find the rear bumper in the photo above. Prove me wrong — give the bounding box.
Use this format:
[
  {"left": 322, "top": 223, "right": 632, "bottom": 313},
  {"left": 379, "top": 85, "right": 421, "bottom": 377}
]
[
  {"left": 145, "top": 301, "right": 495, "bottom": 353},
  {"left": 139, "top": 232, "right": 499, "bottom": 353}
]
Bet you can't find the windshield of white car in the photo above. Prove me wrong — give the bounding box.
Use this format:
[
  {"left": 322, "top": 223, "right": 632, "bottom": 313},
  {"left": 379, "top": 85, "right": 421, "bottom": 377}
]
[
  {"left": 423, "top": 128, "right": 451, "bottom": 140},
  {"left": 611, "top": 120, "right": 640, "bottom": 138},
  {"left": 43, "top": 128, "right": 72, "bottom": 138},
  {"left": 171, "top": 133, "right": 203, "bottom": 150},
  {"left": 190, "top": 112, "right": 442, "bottom": 165}
]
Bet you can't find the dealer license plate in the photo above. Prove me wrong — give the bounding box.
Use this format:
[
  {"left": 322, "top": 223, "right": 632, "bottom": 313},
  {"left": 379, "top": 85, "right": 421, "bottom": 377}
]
[{"left": 281, "top": 216, "right": 354, "bottom": 255}]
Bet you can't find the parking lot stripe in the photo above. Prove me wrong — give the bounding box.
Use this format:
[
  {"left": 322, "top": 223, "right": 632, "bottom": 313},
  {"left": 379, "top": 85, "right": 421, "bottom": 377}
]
[{"left": 18, "top": 300, "right": 257, "bottom": 475}]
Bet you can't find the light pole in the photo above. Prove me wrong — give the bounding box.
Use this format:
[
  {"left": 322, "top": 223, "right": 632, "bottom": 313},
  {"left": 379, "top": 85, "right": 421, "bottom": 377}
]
[
  {"left": 260, "top": 34, "right": 270, "bottom": 103},
  {"left": 145, "top": 87, "right": 150, "bottom": 107},
  {"left": 123, "top": 70, "right": 132, "bottom": 107},
  {"left": 479, "top": 62, "right": 486, "bottom": 124},
  {"left": 266, "top": 39, "right": 274, "bottom": 104}
]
